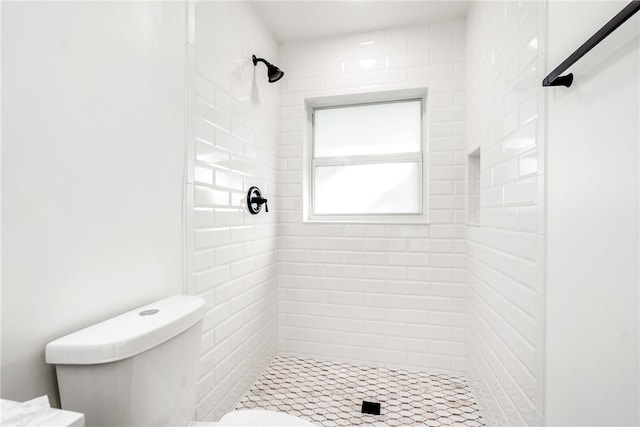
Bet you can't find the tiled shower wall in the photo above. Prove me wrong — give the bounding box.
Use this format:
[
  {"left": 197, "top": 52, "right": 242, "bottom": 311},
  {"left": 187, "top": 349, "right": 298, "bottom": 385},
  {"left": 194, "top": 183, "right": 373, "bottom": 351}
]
[
  {"left": 464, "top": 2, "right": 546, "bottom": 425},
  {"left": 277, "top": 20, "right": 468, "bottom": 373},
  {"left": 185, "top": 1, "right": 280, "bottom": 421}
]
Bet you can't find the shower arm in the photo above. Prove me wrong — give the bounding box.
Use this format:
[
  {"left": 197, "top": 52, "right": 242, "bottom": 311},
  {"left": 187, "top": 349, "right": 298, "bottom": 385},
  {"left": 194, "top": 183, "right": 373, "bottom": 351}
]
[{"left": 252, "top": 55, "right": 269, "bottom": 67}]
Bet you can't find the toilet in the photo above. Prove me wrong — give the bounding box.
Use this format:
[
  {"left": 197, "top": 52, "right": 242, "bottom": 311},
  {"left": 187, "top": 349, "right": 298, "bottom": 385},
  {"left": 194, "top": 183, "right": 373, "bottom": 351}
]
[{"left": 45, "top": 295, "right": 314, "bottom": 427}]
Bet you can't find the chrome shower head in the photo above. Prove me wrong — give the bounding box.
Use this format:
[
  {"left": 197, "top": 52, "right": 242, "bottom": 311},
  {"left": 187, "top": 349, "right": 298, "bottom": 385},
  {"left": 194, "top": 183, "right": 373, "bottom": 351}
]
[{"left": 252, "top": 55, "right": 284, "bottom": 83}]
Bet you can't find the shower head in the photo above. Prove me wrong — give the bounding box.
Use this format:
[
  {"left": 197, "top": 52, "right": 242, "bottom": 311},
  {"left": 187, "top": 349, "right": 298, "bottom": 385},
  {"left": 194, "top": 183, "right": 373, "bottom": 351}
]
[{"left": 252, "top": 55, "right": 284, "bottom": 83}]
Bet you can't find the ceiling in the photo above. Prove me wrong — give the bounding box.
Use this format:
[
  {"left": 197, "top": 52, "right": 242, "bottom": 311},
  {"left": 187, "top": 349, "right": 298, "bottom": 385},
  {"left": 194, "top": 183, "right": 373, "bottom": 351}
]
[{"left": 249, "top": 1, "right": 470, "bottom": 43}]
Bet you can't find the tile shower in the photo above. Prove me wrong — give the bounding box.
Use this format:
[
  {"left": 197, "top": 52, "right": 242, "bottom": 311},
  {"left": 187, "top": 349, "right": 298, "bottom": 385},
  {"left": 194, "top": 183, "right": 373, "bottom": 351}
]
[{"left": 187, "top": 0, "right": 542, "bottom": 424}]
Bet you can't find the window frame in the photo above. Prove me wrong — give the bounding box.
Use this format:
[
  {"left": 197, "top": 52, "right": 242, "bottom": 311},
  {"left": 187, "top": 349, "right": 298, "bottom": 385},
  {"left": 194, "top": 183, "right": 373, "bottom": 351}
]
[{"left": 303, "top": 88, "right": 430, "bottom": 224}]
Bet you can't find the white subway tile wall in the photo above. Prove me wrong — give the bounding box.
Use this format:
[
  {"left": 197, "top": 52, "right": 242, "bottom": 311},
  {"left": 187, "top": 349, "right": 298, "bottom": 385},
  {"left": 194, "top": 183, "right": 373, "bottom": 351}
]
[
  {"left": 185, "top": 5, "right": 547, "bottom": 424},
  {"left": 277, "top": 20, "right": 467, "bottom": 373},
  {"left": 465, "top": 2, "right": 545, "bottom": 425},
  {"left": 186, "top": 2, "right": 280, "bottom": 421}
]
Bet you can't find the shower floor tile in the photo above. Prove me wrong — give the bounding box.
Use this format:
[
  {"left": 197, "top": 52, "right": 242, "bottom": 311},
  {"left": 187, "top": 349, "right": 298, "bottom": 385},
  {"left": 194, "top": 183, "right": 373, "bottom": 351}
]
[{"left": 236, "top": 355, "right": 484, "bottom": 426}]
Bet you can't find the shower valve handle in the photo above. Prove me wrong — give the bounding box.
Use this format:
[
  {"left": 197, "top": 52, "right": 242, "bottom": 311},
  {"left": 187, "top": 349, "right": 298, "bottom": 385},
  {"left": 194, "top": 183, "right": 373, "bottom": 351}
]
[
  {"left": 247, "top": 186, "right": 268, "bottom": 214},
  {"left": 251, "top": 196, "right": 269, "bottom": 212}
]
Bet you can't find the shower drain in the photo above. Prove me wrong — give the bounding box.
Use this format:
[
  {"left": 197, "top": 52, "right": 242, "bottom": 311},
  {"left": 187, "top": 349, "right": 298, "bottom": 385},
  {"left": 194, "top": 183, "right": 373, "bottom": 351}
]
[{"left": 361, "top": 400, "right": 381, "bottom": 415}]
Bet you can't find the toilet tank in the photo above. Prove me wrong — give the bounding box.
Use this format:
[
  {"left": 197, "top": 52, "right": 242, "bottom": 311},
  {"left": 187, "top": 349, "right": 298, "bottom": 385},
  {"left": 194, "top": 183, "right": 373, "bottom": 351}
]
[{"left": 46, "top": 295, "right": 206, "bottom": 427}]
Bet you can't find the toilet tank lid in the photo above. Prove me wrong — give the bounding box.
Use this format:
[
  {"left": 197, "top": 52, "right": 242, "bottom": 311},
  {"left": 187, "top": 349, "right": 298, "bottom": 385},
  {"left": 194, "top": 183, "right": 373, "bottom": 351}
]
[{"left": 45, "top": 295, "right": 206, "bottom": 365}]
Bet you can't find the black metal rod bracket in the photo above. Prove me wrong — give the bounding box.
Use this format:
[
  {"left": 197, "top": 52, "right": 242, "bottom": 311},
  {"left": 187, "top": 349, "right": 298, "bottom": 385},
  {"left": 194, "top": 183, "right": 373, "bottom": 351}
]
[
  {"left": 542, "top": 1, "right": 640, "bottom": 88},
  {"left": 543, "top": 73, "right": 574, "bottom": 88}
]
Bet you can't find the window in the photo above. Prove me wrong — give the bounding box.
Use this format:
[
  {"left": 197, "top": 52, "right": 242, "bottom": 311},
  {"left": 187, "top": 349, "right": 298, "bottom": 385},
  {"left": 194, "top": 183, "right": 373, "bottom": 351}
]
[{"left": 305, "top": 89, "right": 428, "bottom": 223}]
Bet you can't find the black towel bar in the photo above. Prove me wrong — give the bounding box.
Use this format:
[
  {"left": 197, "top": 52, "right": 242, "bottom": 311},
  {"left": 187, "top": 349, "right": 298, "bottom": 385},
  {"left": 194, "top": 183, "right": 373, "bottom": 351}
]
[{"left": 542, "top": 0, "right": 640, "bottom": 88}]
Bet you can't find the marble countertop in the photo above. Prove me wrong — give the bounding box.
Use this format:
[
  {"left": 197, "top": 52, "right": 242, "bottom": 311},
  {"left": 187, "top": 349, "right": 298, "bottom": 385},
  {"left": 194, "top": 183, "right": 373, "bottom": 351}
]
[{"left": 1, "top": 398, "right": 84, "bottom": 427}]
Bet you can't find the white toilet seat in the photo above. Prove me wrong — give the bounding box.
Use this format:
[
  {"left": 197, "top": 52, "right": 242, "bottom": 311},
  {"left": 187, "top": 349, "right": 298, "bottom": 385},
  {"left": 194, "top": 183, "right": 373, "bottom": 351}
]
[{"left": 217, "top": 409, "right": 315, "bottom": 426}]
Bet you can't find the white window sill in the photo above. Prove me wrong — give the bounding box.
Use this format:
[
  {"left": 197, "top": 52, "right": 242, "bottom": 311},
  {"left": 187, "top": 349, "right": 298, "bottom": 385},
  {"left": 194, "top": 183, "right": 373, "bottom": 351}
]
[{"left": 304, "top": 214, "right": 430, "bottom": 225}]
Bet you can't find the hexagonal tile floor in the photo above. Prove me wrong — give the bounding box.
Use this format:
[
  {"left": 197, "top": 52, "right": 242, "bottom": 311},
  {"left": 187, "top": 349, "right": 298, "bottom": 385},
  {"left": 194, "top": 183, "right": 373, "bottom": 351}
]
[{"left": 236, "top": 355, "right": 484, "bottom": 426}]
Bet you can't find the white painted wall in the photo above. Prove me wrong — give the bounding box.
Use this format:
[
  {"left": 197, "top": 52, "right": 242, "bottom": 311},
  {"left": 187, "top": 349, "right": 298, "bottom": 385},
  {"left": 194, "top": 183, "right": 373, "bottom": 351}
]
[
  {"left": 1, "top": 1, "right": 186, "bottom": 404},
  {"left": 465, "top": 2, "right": 546, "bottom": 425},
  {"left": 277, "top": 19, "right": 468, "bottom": 373},
  {"left": 545, "top": 2, "right": 640, "bottom": 425},
  {"left": 185, "top": 1, "right": 280, "bottom": 421}
]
